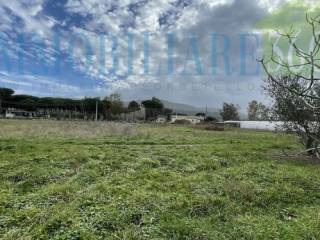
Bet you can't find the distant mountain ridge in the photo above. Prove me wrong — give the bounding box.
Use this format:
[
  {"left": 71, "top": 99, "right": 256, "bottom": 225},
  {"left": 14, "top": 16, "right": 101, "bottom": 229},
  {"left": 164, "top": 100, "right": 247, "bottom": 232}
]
[
  {"left": 160, "top": 100, "right": 220, "bottom": 117},
  {"left": 125, "top": 99, "right": 246, "bottom": 119}
]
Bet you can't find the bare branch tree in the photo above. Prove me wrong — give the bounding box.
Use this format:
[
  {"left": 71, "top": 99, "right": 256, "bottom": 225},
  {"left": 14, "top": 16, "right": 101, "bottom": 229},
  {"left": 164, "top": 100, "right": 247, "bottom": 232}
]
[{"left": 260, "top": 13, "right": 320, "bottom": 158}]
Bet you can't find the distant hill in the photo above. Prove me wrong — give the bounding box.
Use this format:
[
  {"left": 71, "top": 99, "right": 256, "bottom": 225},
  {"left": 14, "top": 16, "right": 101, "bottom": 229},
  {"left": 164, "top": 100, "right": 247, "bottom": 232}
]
[
  {"left": 161, "top": 100, "right": 220, "bottom": 118},
  {"left": 125, "top": 99, "right": 246, "bottom": 119}
]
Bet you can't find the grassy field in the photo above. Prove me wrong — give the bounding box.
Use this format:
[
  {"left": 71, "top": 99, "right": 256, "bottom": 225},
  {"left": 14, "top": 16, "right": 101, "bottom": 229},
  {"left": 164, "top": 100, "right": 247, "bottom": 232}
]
[{"left": 0, "top": 120, "right": 320, "bottom": 239}]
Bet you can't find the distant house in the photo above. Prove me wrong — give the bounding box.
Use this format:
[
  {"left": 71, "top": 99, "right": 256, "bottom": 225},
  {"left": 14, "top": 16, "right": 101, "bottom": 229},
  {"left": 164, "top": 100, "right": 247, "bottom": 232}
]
[{"left": 171, "top": 115, "right": 204, "bottom": 124}]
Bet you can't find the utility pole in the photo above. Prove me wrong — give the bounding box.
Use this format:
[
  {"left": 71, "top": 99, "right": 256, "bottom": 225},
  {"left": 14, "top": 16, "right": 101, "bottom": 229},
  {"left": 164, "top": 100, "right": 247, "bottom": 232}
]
[
  {"left": 95, "top": 100, "right": 98, "bottom": 122},
  {"left": 205, "top": 105, "right": 208, "bottom": 119}
]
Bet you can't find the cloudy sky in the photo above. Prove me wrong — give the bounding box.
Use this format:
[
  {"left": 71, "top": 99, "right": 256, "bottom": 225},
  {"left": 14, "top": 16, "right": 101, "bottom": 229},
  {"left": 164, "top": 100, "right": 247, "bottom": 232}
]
[{"left": 0, "top": 0, "right": 318, "bottom": 108}]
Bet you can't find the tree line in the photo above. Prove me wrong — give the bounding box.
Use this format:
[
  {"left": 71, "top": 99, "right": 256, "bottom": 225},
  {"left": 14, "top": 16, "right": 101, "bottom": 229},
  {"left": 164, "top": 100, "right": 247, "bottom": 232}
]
[
  {"left": 0, "top": 88, "right": 172, "bottom": 121},
  {"left": 218, "top": 101, "right": 270, "bottom": 121},
  {"left": 0, "top": 87, "right": 273, "bottom": 122}
]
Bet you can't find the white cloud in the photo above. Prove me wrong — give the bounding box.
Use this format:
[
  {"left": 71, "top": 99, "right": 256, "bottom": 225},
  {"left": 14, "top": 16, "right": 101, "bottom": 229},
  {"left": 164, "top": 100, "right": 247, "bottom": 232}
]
[
  {"left": 0, "top": 1, "right": 55, "bottom": 37},
  {"left": 0, "top": 0, "right": 301, "bottom": 105},
  {"left": 0, "top": 71, "right": 82, "bottom": 95}
]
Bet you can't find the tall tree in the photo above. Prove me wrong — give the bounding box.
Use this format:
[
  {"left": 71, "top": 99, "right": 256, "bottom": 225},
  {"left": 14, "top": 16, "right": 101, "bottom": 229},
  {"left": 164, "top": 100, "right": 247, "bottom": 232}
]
[
  {"left": 142, "top": 97, "right": 164, "bottom": 120},
  {"left": 260, "top": 14, "right": 320, "bottom": 157},
  {"left": 104, "top": 93, "right": 124, "bottom": 120},
  {"left": 0, "top": 88, "right": 14, "bottom": 100},
  {"left": 196, "top": 112, "right": 206, "bottom": 117},
  {"left": 102, "top": 98, "right": 112, "bottom": 120},
  {"left": 247, "top": 100, "right": 270, "bottom": 121},
  {"left": 163, "top": 108, "right": 173, "bottom": 121},
  {"left": 247, "top": 100, "right": 259, "bottom": 121},
  {"left": 257, "top": 103, "right": 270, "bottom": 121},
  {"left": 220, "top": 103, "right": 240, "bottom": 121},
  {"left": 0, "top": 88, "right": 14, "bottom": 113},
  {"left": 82, "top": 98, "right": 100, "bottom": 120},
  {"left": 128, "top": 101, "right": 140, "bottom": 112},
  {"left": 127, "top": 101, "right": 141, "bottom": 122}
]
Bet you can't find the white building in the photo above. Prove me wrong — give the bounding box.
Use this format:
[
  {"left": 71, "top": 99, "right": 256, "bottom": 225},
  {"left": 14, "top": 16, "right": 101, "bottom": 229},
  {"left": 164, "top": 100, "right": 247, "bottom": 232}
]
[{"left": 171, "top": 115, "right": 204, "bottom": 124}]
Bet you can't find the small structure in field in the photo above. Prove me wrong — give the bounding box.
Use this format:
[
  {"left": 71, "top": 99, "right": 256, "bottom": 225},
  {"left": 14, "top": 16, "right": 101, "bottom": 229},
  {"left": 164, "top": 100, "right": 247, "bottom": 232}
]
[
  {"left": 155, "top": 116, "right": 167, "bottom": 123},
  {"left": 171, "top": 115, "right": 204, "bottom": 125}
]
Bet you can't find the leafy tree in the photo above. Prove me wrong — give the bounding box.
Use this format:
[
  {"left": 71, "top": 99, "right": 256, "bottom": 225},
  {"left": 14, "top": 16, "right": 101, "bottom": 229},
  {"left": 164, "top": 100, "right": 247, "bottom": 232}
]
[
  {"left": 247, "top": 100, "right": 270, "bottom": 121},
  {"left": 20, "top": 98, "right": 38, "bottom": 111},
  {"left": 163, "top": 108, "right": 173, "bottom": 120},
  {"left": 0, "top": 88, "right": 14, "bottom": 113},
  {"left": 196, "top": 112, "right": 206, "bottom": 117},
  {"left": 205, "top": 116, "right": 218, "bottom": 122},
  {"left": 220, "top": 103, "right": 240, "bottom": 121},
  {"left": 142, "top": 97, "right": 164, "bottom": 120},
  {"left": 257, "top": 103, "right": 270, "bottom": 121},
  {"left": 10, "top": 95, "right": 39, "bottom": 103},
  {"left": 128, "top": 101, "right": 140, "bottom": 112},
  {"left": 247, "top": 100, "right": 259, "bottom": 121},
  {"left": 266, "top": 76, "right": 320, "bottom": 155},
  {"left": 104, "top": 93, "right": 124, "bottom": 120},
  {"left": 7, "top": 95, "right": 39, "bottom": 111},
  {"left": 102, "top": 99, "right": 112, "bottom": 120},
  {"left": 80, "top": 98, "right": 100, "bottom": 120},
  {"left": 0, "top": 88, "right": 14, "bottom": 100},
  {"left": 142, "top": 97, "right": 164, "bottom": 110},
  {"left": 152, "top": 97, "right": 163, "bottom": 106},
  {"left": 83, "top": 98, "right": 99, "bottom": 114},
  {"left": 260, "top": 15, "right": 320, "bottom": 157}
]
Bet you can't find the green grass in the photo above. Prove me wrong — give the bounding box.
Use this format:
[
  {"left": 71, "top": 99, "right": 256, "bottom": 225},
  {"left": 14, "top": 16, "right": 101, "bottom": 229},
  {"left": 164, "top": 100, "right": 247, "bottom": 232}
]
[{"left": 0, "top": 120, "right": 320, "bottom": 239}]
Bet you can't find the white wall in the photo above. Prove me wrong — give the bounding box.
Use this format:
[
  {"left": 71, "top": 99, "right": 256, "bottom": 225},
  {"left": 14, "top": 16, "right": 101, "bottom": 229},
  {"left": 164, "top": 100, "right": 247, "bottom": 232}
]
[{"left": 225, "top": 121, "right": 285, "bottom": 131}]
